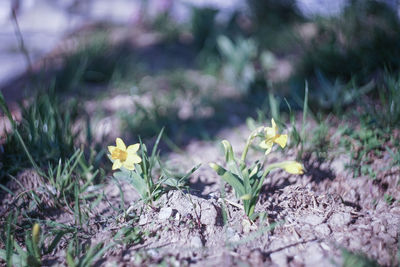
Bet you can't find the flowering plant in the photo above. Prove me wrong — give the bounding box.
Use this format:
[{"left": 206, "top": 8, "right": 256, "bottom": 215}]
[
  {"left": 210, "top": 118, "right": 303, "bottom": 219},
  {"left": 109, "top": 130, "right": 199, "bottom": 204}
]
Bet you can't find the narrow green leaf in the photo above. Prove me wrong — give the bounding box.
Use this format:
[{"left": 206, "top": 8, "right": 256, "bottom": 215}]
[
  {"left": 113, "top": 170, "right": 147, "bottom": 199},
  {"left": 222, "top": 140, "right": 235, "bottom": 163},
  {"left": 0, "top": 184, "right": 14, "bottom": 196},
  {"left": 66, "top": 250, "right": 75, "bottom": 267},
  {"left": 81, "top": 242, "right": 111, "bottom": 267},
  {"left": 210, "top": 163, "right": 245, "bottom": 197},
  {"left": 5, "top": 213, "right": 15, "bottom": 267},
  {"left": 47, "top": 231, "right": 65, "bottom": 254},
  {"left": 241, "top": 167, "right": 251, "bottom": 194},
  {"left": 151, "top": 128, "right": 164, "bottom": 160}
]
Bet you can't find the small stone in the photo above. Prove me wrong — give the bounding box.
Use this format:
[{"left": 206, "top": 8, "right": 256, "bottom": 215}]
[
  {"left": 139, "top": 215, "right": 148, "bottom": 225},
  {"left": 332, "top": 232, "right": 346, "bottom": 244},
  {"left": 315, "top": 224, "right": 331, "bottom": 236},
  {"left": 226, "top": 227, "right": 236, "bottom": 237},
  {"left": 229, "top": 233, "right": 241, "bottom": 243},
  {"left": 174, "top": 211, "right": 181, "bottom": 221},
  {"left": 158, "top": 207, "right": 173, "bottom": 221},
  {"left": 348, "top": 238, "right": 362, "bottom": 250},
  {"left": 270, "top": 251, "right": 287, "bottom": 266},
  {"left": 372, "top": 220, "right": 385, "bottom": 234},
  {"left": 375, "top": 201, "right": 387, "bottom": 212},
  {"left": 303, "top": 243, "right": 324, "bottom": 265},
  {"left": 147, "top": 249, "right": 158, "bottom": 258},
  {"left": 320, "top": 242, "right": 331, "bottom": 251},
  {"left": 242, "top": 219, "right": 257, "bottom": 233},
  {"left": 248, "top": 249, "right": 264, "bottom": 266},
  {"left": 200, "top": 203, "right": 217, "bottom": 225},
  {"left": 379, "top": 233, "right": 396, "bottom": 245},
  {"left": 123, "top": 253, "right": 131, "bottom": 261},
  {"left": 390, "top": 206, "right": 400, "bottom": 215},
  {"left": 329, "top": 212, "right": 351, "bottom": 228},
  {"left": 190, "top": 235, "right": 203, "bottom": 248},
  {"left": 302, "top": 214, "right": 324, "bottom": 226}
]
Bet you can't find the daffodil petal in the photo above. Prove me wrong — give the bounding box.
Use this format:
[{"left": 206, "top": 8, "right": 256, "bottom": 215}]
[
  {"left": 132, "top": 154, "right": 142, "bottom": 163},
  {"left": 123, "top": 152, "right": 141, "bottom": 170},
  {"left": 123, "top": 162, "right": 135, "bottom": 170},
  {"left": 274, "top": 134, "right": 287, "bottom": 148},
  {"left": 112, "top": 159, "right": 122, "bottom": 170},
  {"left": 108, "top": 145, "right": 116, "bottom": 154},
  {"left": 259, "top": 140, "right": 273, "bottom": 149},
  {"left": 265, "top": 127, "right": 275, "bottom": 139},
  {"left": 116, "top": 138, "right": 126, "bottom": 151},
  {"left": 126, "top": 153, "right": 142, "bottom": 164},
  {"left": 271, "top": 118, "right": 277, "bottom": 132},
  {"left": 127, "top": 143, "right": 140, "bottom": 153},
  {"left": 282, "top": 161, "right": 304, "bottom": 174}
]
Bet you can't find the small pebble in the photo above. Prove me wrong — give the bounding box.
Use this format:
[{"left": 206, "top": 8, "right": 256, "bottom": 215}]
[
  {"left": 158, "top": 207, "right": 173, "bottom": 221},
  {"left": 190, "top": 235, "right": 203, "bottom": 248},
  {"left": 329, "top": 212, "right": 351, "bottom": 228},
  {"left": 315, "top": 224, "right": 331, "bottom": 236},
  {"left": 303, "top": 214, "right": 324, "bottom": 226}
]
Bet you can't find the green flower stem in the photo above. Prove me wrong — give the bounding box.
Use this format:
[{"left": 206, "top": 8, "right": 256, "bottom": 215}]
[
  {"left": 240, "top": 137, "right": 252, "bottom": 162},
  {"left": 257, "top": 161, "right": 293, "bottom": 191},
  {"left": 241, "top": 127, "right": 263, "bottom": 162}
]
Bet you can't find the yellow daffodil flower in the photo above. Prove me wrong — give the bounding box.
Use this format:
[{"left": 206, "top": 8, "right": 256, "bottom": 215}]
[
  {"left": 281, "top": 161, "right": 304, "bottom": 174},
  {"left": 108, "top": 138, "right": 141, "bottom": 170},
  {"left": 259, "top": 118, "right": 288, "bottom": 155}
]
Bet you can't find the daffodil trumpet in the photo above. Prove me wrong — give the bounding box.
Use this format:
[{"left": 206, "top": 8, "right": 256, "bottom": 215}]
[{"left": 108, "top": 138, "right": 142, "bottom": 171}]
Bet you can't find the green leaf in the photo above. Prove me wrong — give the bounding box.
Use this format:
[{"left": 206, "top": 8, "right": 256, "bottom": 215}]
[
  {"left": 5, "top": 212, "right": 16, "bottom": 267},
  {"left": 114, "top": 169, "right": 147, "bottom": 199},
  {"left": 210, "top": 163, "right": 245, "bottom": 197},
  {"left": 241, "top": 167, "right": 251, "bottom": 195},
  {"left": 13, "top": 242, "right": 27, "bottom": 262},
  {"left": 80, "top": 243, "right": 109, "bottom": 267},
  {"left": 217, "top": 35, "right": 235, "bottom": 58},
  {"left": 151, "top": 128, "right": 164, "bottom": 161},
  {"left": 221, "top": 140, "right": 242, "bottom": 178},
  {"left": 47, "top": 231, "right": 66, "bottom": 254},
  {"left": 222, "top": 140, "right": 235, "bottom": 163},
  {"left": 0, "top": 250, "right": 24, "bottom": 267},
  {"left": 66, "top": 249, "right": 75, "bottom": 267}
]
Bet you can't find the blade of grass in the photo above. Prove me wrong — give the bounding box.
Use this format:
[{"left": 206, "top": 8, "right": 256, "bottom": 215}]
[{"left": 0, "top": 92, "right": 43, "bottom": 176}]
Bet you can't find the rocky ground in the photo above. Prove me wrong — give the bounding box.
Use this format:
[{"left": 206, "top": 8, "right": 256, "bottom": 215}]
[{"left": 1, "top": 122, "right": 399, "bottom": 266}]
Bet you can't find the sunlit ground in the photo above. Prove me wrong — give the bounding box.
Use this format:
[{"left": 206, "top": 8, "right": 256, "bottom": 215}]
[{"left": 0, "top": 1, "right": 399, "bottom": 266}]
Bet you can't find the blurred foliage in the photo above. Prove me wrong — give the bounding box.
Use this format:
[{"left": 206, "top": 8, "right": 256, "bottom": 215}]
[
  {"left": 191, "top": 6, "right": 219, "bottom": 51},
  {"left": 297, "top": 0, "right": 400, "bottom": 85},
  {"left": 368, "top": 71, "right": 400, "bottom": 128},
  {"left": 247, "top": 0, "right": 302, "bottom": 27},
  {"left": 305, "top": 71, "right": 375, "bottom": 113},
  {"left": 0, "top": 90, "right": 79, "bottom": 180},
  {"left": 120, "top": 72, "right": 215, "bottom": 145},
  {"left": 341, "top": 124, "right": 389, "bottom": 179},
  {"left": 342, "top": 248, "right": 380, "bottom": 267},
  {"left": 55, "top": 31, "right": 136, "bottom": 92},
  {"left": 217, "top": 36, "right": 257, "bottom": 94},
  {"left": 246, "top": 0, "right": 303, "bottom": 51}
]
